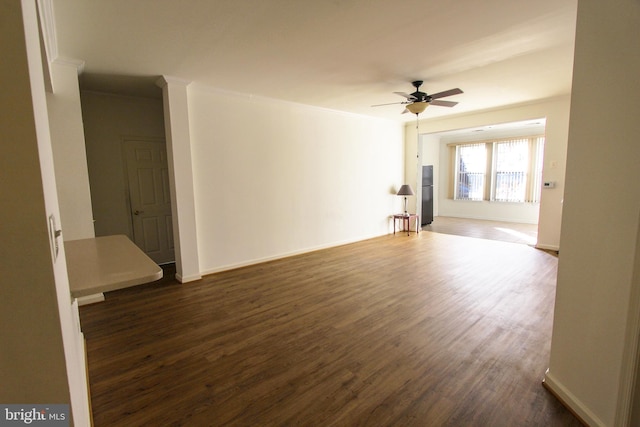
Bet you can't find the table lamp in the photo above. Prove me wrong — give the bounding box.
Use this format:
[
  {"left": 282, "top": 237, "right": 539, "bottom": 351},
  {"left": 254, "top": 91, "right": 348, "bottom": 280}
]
[{"left": 397, "top": 184, "right": 414, "bottom": 216}]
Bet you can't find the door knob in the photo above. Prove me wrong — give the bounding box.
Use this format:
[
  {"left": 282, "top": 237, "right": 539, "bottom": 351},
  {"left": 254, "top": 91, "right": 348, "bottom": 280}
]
[{"left": 134, "top": 210, "right": 144, "bottom": 215}]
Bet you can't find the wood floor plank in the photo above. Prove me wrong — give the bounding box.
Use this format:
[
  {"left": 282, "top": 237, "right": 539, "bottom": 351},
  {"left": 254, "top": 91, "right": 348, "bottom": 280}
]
[{"left": 80, "top": 231, "right": 583, "bottom": 426}]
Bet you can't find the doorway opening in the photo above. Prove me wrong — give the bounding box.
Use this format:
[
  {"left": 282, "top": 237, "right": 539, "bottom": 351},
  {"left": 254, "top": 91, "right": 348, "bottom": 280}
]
[
  {"left": 416, "top": 118, "right": 546, "bottom": 246},
  {"left": 81, "top": 89, "right": 172, "bottom": 262}
]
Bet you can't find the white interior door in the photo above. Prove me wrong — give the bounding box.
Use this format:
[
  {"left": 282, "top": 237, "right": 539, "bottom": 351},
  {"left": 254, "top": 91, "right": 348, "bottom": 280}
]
[{"left": 124, "top": 138, "right": 175, "bottom": 264}]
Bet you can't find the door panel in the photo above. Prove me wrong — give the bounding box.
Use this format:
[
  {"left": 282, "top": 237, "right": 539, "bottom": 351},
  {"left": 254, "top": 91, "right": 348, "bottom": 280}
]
[
  {"left": 142, "top": 217, "right": 161, "bottom": 251},
  {"left": 124, "top": 139, "right": 175, "bottom": 264}
]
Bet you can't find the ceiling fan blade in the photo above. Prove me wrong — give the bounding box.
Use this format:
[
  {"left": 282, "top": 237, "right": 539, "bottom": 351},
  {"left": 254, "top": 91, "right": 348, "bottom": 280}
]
[
  {"left": 429, "top": 88, "right": 463, "bottom": 100},
  {"left": 430, "top": 100, "right": 459, "bottom": 107},
  {"left": 371, "top": 101, "right": 410, "bottom": 107},
  {"left": 401, "top": 108, "right": 410, "bottom": 114},
  {"left": 393, "top": 91, "right": 417, "bottom": 101}
]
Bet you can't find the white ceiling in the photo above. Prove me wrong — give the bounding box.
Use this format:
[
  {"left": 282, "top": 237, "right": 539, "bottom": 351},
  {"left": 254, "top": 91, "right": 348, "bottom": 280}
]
[{"left": 50, "top": 0, "right": 577, "bottom": 123}]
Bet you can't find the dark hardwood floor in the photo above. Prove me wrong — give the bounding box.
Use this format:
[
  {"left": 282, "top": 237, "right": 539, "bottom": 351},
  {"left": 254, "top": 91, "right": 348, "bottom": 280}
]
[{"left": 80, "top": 231, "right": 582, "bottom": 426}]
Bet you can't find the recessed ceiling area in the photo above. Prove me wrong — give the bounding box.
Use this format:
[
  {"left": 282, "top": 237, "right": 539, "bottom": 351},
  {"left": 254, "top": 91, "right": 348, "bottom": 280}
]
[
  {"left": 435, "top": 119, "right": 547, "bottom": 143},
  {"left": 51, "top": 0, "right": 578, "bottom": 122}
]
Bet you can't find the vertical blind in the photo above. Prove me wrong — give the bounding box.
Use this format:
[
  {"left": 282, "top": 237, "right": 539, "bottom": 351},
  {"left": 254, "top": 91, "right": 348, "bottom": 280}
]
[
  {"left": 453, "top": 136, "right": 545, "bottom": 203},
  {"left": 529, "top": 136, "right": 545, "bottom": 203},
  {"left": 493, "top": 138, "right": 528, "bottom": 202},
  {"left": 455, "top": 143, "right": 486, "bottom": 201}
]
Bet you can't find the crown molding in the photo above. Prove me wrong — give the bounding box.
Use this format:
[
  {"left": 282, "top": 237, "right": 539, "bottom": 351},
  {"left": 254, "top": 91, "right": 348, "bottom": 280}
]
[{"left": 156, "top": 76, "right": 192, "bottom": 88}]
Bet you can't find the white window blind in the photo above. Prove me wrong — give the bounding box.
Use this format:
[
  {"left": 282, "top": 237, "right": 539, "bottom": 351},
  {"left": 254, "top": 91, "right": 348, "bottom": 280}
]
[
  {"left": 529, "top": 136, "right": 545, "bottom": 203},
  {"left": 492, "top": 139, "right": 528, "bottom": 202},
  {"left": 455, "top": 143, "right": 486, "bottom": 201},
  {"left": 452, "top": 136, "right": 545, "bottom": 204}
]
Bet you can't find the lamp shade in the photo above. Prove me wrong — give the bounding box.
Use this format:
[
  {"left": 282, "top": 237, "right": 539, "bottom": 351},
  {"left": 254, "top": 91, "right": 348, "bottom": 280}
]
[
  {"left": 406, "top": 102, "right": 428, "bottom": 114},
  {"left": 397, "top": 184, "right": 414, "bottom": 196}
]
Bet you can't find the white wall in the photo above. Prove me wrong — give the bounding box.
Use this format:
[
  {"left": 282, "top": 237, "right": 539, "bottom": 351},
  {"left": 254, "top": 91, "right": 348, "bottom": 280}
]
[
  {"left": 1, "top": 1, "right": 90, "bottom": 424},
  {"left": 1, "top": 0, "right": 70, "bottom": 404},
  {"left": 406, "top": 96, "right": 571, "bottom": 250},
  {"left": 187, "top": 86, "right": 404, "bottom": 274},
  {"left": 47, "top": 59, "right": 95, "bottom": 241},
  {"left": 545, "top": 0, "right": 640, "bottom": 425},
  {"left": 631, "top": 220, "right": 640, "bottom": 427},
  {"left": 79, "top": 85, "right": 403, "bottom": 277}
]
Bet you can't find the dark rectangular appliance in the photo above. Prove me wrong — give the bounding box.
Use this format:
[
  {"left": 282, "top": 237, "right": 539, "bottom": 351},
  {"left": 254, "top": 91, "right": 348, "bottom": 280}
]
[{"left": 422, "top": 165, "right": 433, "bottom": 225}]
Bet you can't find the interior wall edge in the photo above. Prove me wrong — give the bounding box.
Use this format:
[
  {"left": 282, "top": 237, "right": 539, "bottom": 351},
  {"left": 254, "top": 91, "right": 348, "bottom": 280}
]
[{"left": 543, "top": 371, "right": 605, "bottom": 427}]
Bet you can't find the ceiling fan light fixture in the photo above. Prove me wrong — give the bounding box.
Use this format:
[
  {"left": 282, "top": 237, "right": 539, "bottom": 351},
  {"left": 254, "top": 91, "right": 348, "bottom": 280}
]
[
  {"left": 371, "top": 81, "right": 461, "bottom": 115},
  {"left": 406, "top": 102, "right": 428, "bottom": 114}
]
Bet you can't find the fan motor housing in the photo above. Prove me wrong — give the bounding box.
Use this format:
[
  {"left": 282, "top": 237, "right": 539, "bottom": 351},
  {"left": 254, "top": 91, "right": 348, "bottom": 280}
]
[
  {"left": 411, "top": 91, "right": 431, "bottom": 103},
  {"left": 411, "top": 81, "right": 429, "bottom": 102}
]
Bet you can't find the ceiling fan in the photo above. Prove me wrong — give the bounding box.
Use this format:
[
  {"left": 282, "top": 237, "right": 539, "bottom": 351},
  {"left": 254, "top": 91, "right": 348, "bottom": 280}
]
[{"left": 372, "top": 80, "right": 463, "bottom": 115}]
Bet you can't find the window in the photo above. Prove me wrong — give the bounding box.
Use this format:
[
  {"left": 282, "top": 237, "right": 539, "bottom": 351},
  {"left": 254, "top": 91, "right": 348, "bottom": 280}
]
[
  {"left": 493, "top": 139, "right": 528, "bottom": 202},
  {"left": 455, "top": 143, "right": 486, "bottom": 201},
  {"left": 452, "top": 136, "right": 545, "bottom": 203}
]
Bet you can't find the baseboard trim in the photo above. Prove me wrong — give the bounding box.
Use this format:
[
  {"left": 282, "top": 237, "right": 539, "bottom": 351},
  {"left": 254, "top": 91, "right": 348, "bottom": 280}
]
[
  {"left": 176, "top": 273, "right": 202, "bottom": 283},
  {"left": 542, "top": 369, "right": 605, "bottom": 427},
  {"left": 198, "top": 232, "right": 385, "bottom": 277},
  {"left": 535, "top": 243, "right": 560, "bottom": 252},
  {"left": 76, "top": 293, "right": 105, "bottom": 306}
]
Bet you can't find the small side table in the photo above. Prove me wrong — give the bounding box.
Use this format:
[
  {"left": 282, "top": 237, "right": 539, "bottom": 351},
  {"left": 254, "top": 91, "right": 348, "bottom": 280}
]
[{"left": 393, "top": 214, "right": 420, "bottom": 236}]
